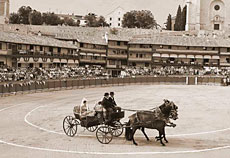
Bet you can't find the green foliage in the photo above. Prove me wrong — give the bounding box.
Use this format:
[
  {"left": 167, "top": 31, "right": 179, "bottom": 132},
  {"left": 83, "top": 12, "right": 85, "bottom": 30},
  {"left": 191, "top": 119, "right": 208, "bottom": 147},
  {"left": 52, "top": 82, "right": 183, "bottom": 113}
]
[
  {"left": 30, "top": 10, "right": 43, "bottom": 25},
  {"left": 174, "top": 5, "right": 187, "bottom": 31},
  {"left": 122, "top": 10, "right": 157, "bottom": 29},
  {"left": 42, "top": 12, "right": 62, "bottom": 25},
  {"left": 165, "top": 14, "right": 172, "bottom": 30},
  {"left": 9, "top": 13, "right": 20, "bottom": 24},
  {"left": 84, "top": 13, "right": 108, "bottom": 27}
]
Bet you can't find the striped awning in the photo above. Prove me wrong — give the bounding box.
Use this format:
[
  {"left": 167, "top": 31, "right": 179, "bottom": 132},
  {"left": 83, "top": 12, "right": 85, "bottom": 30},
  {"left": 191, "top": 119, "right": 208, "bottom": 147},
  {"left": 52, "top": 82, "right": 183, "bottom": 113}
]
[
  {"left": 61, "top": 59, "right": 67, "bottom": 63},
  {"left": 101, "top": 54, "right": 106, "bottom": 57},
  {"left": 187, "top": 55, "right": 195, "bottom": 59},
  {"left": 178, "top": 54, "right": 186, "bottom": 58},
  {"left": 94, "top": 54, "right": 100, "bottom": 57},
  {"left": 161, "top": 54, "right": 169, "bottom": 58},
  {"left": 68, "top": 60, "right": 75, "bottom": 64},
  {"left": 53, "top": 59, "right": 60, "bottom": 63},
  {"left": 212, "top": 55, "right": 220, "bottom": 59},
  {"left": 204, "top": 55, "right": 212, "bottom": 59},
  {"left": 195, "top": 55, "right": 203, "bottom": 59},
  {"left": 152, "top": 53, "right": 161, "bottom": 57}
]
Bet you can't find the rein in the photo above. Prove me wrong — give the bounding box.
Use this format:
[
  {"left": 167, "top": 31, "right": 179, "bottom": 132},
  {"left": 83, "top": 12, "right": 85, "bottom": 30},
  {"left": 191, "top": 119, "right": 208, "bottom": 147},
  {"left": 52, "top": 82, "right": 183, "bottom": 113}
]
[{"left": 121, "top": 107, "right": 157, "bottom": 112}]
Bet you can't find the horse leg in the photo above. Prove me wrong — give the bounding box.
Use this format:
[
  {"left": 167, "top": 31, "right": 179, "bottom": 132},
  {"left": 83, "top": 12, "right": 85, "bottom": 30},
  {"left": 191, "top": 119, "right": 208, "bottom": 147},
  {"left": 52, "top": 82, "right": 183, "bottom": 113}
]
[
  {"left": 158, "top": 130, "right": 165, "bottom": 146},
  {"left": 141, "top": 127, "right": 149, "bottom": 141},
  {"left": 131, "top": 127, "right": 138, "bottom": 146},
  {"left": 163, "top": 127, "right": 168, "bottom": 143}
]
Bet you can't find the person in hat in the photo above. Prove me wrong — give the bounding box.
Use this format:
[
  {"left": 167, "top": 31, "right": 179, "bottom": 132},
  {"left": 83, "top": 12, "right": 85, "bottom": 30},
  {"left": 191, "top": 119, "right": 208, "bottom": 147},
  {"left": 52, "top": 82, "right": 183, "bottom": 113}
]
[
  {"left": 101, "top": 92, "right": 115, "bottom": 122},
  {"left": 109, "top": 92, "right": 121, "bottom": 112}
]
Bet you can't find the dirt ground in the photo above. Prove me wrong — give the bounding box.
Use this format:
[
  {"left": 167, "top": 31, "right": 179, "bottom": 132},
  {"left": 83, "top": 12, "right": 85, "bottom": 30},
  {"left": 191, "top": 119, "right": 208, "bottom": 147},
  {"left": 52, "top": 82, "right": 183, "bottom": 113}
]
[{"left": 0, "top": 84, "right": 230, "bottom": 158}]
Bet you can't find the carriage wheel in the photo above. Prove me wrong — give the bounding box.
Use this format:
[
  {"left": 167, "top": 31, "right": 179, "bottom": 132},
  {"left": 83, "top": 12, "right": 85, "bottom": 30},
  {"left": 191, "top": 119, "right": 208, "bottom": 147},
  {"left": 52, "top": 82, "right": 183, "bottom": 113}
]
[
  {"left": 111, "top": 121, "right": 123, "bottom": 137},
  {"left": 87, "top": 125, "right": 98, "bottom": 132},
  {"left": 96, "top": 126, "right": 113, "bottom": 144},
  {"left": 63, "top": 116, "right": 78, "bottom": 137}
]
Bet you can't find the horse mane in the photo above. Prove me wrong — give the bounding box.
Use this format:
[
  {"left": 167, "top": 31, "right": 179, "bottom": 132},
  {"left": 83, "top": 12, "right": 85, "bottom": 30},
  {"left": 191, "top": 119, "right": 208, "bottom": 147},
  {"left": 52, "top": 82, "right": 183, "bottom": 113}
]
[{"left": 159, "top": 103, "right": 172, "bottom": 118}]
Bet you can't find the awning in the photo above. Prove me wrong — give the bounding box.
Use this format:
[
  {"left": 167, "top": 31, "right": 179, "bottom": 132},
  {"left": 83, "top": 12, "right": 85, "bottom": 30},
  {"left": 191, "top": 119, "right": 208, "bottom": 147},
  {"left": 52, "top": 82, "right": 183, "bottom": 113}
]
[
  {"left": 101, "top": 54, "right": 106, "bottom": 57},
  {"left": 80, "top": 52, "right": 86, "bottom": 55},
  {"left": 187, "top": 55, "right": 195, "bottom": 59},
  {"left": 152, "top": 53, "right": 161, "bottom": 57},
  {"left": 53, "top": 59, "right": 60, "bottom": 63},
  {"left": 178, "top": 54, "right": 186, "bottom": 58},
  {"left": 161, "top": 54, "right": 169, "bottom": 58},
  {"left": 87, "top": 53, "right": 93, "bottom": 56},
  {"left": 195, "top": 55, "right": 203, "bottom": 59},
  {"left": 204, "top": 55, "right": 211, "bottom": 59},
  {"left": 68, "top": 60, "right": 75, "bottom": 64},
  {"left": 94, "top": 54, "right": 100, "bottom": 57},
  {"left": 170, "top": 54, "right": 177, "bottom": 58},
  {"left": 61, "top": 59, "right": 67, "bottom": 63},
  {"left": 212, "top": 55, "right": 220, "bottom": 59}
]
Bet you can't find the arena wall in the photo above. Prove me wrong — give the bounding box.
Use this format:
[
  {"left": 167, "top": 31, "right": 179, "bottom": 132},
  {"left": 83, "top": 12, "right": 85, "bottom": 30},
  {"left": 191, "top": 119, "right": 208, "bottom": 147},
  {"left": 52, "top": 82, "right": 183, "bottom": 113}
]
[{"left": 0, "top": 76, "right": 224, "bottom": 96}]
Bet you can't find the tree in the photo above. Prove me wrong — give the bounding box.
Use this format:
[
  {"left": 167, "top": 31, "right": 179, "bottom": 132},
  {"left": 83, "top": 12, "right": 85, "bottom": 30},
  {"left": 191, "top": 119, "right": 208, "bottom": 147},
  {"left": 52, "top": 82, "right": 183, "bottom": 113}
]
[
  {"left": 165, "top": 14, "right": 172, "bottom": 30},
  {"left": 181, "top": 5, "right": 187, "bottom": 31},
  {"left": 30, "top": 10, "right": 43, "bottom": 25},
  {"left": 62, "top": 17, "right": 79, "bottom": 26},
  {"left": 9, "top": 13, "right": 20, "bottom": 24},
  {"left": 42, "top": 12, "right": 63, "bottom": 25},
  {"left": 84, "top": 13, "right": 108, "bottom": 27},
  {"left": 122, "top": 10, "right": 157, "bottom": 29},
  {"left": 18, "top": 6, "right": 32, "bottom": 24},
  {"left": 174, "top": 5, "right": 182, "bottom": 31}
]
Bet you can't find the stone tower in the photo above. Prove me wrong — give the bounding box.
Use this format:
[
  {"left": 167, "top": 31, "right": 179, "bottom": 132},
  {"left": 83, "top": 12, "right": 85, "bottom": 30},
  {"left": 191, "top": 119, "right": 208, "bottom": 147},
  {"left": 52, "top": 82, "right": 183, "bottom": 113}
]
[
  {"left": 185, "top": 0, "right": 230, "bottom": 31},
  {"left": 0, "top": 0, "right": 10, "bottom": 24}
]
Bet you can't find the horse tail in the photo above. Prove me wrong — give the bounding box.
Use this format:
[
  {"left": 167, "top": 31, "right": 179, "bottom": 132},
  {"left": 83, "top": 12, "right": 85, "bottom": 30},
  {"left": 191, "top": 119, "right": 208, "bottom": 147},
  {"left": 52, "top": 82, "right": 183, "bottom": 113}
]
[{"left": 125, "top": 120, "right": 132, "bottom": 141}]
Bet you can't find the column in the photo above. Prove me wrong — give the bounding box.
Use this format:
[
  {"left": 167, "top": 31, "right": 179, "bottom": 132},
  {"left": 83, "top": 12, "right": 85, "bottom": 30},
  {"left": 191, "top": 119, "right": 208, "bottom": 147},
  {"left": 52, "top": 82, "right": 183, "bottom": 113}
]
[{"left": 185, "top": 0, "right": 192, "bottom": 31}]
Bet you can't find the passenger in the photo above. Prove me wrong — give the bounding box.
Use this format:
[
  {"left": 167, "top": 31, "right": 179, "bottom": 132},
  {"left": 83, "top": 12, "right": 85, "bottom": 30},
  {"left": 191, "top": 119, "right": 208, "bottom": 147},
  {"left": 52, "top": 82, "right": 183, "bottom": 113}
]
[
  {"left": 101, "top": 92, "right": 114, "bottom": 121},
  {"left": 109, "top": 92, "right": 121, "bottom": 112},
  {"left": 73, "top": 98, "right": 94, "bottom": 119}
]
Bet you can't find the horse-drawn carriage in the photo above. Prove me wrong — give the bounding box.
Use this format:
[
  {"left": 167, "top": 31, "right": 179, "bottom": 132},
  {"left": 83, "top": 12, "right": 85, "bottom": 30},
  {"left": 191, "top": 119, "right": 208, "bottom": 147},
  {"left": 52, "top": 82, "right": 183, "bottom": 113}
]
[
  {"left": 63, "top": 99, "right": 178, "bottom": 145},
  {"left": 63, "top": 108, "right": 125, "bottom": 144}
]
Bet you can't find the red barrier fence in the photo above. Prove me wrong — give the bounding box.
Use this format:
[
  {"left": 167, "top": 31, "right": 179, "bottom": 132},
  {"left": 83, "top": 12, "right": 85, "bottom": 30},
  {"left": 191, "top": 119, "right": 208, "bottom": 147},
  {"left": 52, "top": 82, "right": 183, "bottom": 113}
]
[{"left": 0, "top": 76, "right": 224, "bottom": 96}]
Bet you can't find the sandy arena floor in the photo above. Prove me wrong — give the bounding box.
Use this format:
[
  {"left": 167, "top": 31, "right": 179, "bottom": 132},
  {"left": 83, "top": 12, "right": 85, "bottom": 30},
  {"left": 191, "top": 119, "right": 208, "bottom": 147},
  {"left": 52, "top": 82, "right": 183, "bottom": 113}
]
[{"left": 0, "top": 84, "right": 230, "bottom": 158}]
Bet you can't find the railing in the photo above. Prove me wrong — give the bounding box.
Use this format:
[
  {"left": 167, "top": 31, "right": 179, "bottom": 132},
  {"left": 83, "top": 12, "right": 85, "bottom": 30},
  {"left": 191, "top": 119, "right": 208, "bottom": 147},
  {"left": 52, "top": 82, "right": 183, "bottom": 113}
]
[{"left": 0, "top": 76, "right": 224, "bottom": 96}]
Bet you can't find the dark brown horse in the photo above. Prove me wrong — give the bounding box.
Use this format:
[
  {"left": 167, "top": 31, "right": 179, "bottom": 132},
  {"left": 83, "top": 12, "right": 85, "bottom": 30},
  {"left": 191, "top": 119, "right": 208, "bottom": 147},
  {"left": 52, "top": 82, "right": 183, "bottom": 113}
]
[{"left": 125, "top": 100, "right": 178, "bottom": 146}]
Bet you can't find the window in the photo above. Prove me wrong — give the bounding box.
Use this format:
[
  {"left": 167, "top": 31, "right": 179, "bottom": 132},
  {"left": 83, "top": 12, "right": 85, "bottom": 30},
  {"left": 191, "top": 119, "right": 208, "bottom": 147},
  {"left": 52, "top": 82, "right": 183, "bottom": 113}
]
[
  {"left": 118, "top": 18, "right": 121, "bottom": 21},
  {"left": 110, "top": 17, "right": 112, "bottom": 21},
  {"left": 227, "top": 48, "right": 230, "bottom": 52},
  {"left": 40, "top": 46, "right": 43, "bottom": 51},
  {"left": 109, "top": 60, "right": 115, "bottom": 65},
  {"left": 168, "top": 46, "right": 172, "bottom": 49},
  {"left": 8, "top": 43, "right": 12, "bottom": 50},
  {"left": 0, "top": 43, "right": 2, "bottom": 50},
  {"left": 136, "top": 54, "right": 138, "bottom": 58},
  {"left": 58, "top": 47, "right": 61, "bottom": 53},
  {"left": 212, "top": 47, "right": 216, "bottom": 50},
  {"left": 49, "top": 47, "right": 53, "bottom": 52},
  {"left": 140, "top": 54, "right": 143, "bottom": 58},
  {"left": 30, "top": 45, "right": 34, "bottom": 50},
  {"left": 118, "top": 23, "right": 120, "bottom": 26},
  {"left": 226, "top": 58, "right": 230, "bottom": 63},
  {"left": 186, "top": 46, "right": 190, "bottom": 50},
  {"left": 18, "top": 44, "right": 22, "bottom": 50},
  {"left": 214, "top": 24, "right": 220, "bottom": 30},
  {"left": 124, "top": 42, "right": 128, "bottom": 46},
  {"left": 80, "top": 43, "right": 84, "bottom": 47},
  {"left": 110, "top": 23, "right": 112, "bottom": 26},
  {"left": 117, "top": 41, "right": 120, "bottom": 46},
  {"left": 214, "top": 5, "right": 220, "bottom": 11}
]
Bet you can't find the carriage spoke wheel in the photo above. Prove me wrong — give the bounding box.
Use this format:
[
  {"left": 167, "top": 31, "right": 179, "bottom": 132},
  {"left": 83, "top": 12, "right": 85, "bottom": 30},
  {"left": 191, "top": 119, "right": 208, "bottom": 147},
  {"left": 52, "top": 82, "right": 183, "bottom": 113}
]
[
  {"left": 111, "top": 121, "right": 123, "bottom": 137},
  {"left": 63, "top": 116, "right": 78, "bottom": 137},
  {"left": 96, "top": 126, "right": 113, "bottom": 144},
  {"left": 87, "top": 125, "right": 98, "bottom": 132}
]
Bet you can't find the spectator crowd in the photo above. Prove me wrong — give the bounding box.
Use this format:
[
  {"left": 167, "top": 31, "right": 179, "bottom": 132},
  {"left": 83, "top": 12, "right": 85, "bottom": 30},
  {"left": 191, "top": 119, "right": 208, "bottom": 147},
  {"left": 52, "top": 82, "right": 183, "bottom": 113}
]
[{"left": 1, "top": 64, "right": 230, "bottom": 83}]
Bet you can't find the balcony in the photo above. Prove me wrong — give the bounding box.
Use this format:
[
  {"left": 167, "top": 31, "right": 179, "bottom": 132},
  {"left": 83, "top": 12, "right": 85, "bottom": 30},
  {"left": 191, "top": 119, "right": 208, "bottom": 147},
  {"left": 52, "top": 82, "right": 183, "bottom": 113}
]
[
  {"left": 80, "top": 48, "right": 106, "bottom": 54},
  {"left": 79, "top": 59, "right": 106, "bottom": 64},
  {"left": 0, "top": 50, "right": 12, "bottom": 55},
  {"left": 107, "top": 54, "right": 127, "bottom": 59},
  {"left": 156, "top": 49, "right": 218, "bottom": 55},
  {"left": 108, "top": 45, "right": 128, "bottom": 50},
  {"left": 128, "top": 58, "right": 152, "bottom": 62},
  {"left": 129, "top": 47, "right": 152, "bottom": 52}
]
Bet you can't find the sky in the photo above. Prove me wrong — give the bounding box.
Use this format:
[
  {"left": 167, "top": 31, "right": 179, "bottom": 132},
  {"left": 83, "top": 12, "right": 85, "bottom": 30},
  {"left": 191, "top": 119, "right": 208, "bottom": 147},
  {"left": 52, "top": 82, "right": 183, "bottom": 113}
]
[{"left": 10, "top": 0, "right": 185, "bottom": 26}]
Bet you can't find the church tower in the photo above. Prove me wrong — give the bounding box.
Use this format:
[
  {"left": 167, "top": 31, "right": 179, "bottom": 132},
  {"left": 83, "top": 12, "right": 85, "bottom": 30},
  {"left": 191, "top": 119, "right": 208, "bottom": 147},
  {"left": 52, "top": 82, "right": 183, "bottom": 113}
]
[
  {"left": 186, "top": 0, "right": 230, "bottom": 31},
  {"left": 0, "top": 0, "right": 10, "bottom": 24}
]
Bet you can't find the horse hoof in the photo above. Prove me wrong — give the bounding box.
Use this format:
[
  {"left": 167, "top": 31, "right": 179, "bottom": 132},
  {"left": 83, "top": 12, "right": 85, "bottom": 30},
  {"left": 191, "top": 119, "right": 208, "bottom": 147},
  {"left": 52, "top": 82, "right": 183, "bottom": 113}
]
[
  {"left": 165, "top": 141, "right": 168, "bottom": 143},
  {"left": 161, "top": 143, "right": 165, "bottom": 146},
  {"left": 134, "top": 143, "right": 138, "bottom": 146}
]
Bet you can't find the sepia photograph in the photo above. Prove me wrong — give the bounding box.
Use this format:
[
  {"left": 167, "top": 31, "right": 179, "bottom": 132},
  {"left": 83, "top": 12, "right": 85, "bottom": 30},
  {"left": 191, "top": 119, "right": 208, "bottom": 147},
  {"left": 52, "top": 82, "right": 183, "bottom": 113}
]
[{"left": 0, "top": 0, "right": 230, "bottom": 158}]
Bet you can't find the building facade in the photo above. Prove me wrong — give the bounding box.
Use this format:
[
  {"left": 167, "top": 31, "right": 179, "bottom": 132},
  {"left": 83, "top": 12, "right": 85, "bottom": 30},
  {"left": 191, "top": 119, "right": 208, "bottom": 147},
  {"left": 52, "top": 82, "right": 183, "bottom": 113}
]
[
  {"left": 106, "top": 6, "right": 125, "bottom": 28},
  {"left": 186, "top": 0, "right": 230, "bottom": 31},
  {"left": 0, "top": 0, "right": 10, "bottom": 24}
]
